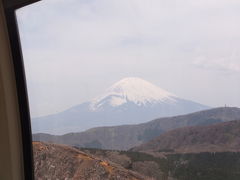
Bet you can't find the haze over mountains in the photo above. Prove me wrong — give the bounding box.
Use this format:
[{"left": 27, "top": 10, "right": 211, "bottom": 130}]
[
  {"left": 32, "top": 77, "right": 208, "bottom": 134},
  {"left": 32, "top": 78, "right": 240, "bottom": 179},
  {"left": 33, "top": 107, "right": 240, "bottom": 150}
]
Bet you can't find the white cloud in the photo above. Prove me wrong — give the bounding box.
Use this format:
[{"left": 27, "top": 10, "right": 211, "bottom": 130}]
[{"left": 193, "top": 54, "right": 240, "bottom": 73}]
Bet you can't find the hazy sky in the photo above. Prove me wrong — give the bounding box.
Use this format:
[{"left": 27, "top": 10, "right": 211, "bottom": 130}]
[{"left": 16, "top": 0, "right": 240, "bottom": 117}]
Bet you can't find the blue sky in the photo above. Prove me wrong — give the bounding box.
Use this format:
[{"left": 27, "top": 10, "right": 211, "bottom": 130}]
[{"left": 17, "top": 0, "right": 240, "bottom": 117}]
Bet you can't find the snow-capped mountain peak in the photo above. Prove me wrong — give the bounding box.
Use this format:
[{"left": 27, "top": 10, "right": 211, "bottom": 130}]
[
  {"left": 90, "top": 77, "right": 177, "bottom": 111},
  {"left": 32, "top": 77, "right": 209, "bottom": 134}
]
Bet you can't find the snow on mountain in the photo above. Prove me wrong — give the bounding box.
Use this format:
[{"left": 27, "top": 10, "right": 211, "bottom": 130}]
[
  {"left": 32, "top": 77, "right": 210, "bottom": 135},
  {"left": 90, "top": 77, "right": 177, "bottom": 111}
]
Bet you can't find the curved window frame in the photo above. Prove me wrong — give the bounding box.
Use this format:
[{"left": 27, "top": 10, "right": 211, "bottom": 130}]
[{"left": 3, "top": 0, "right": 40, "bottom": 179}]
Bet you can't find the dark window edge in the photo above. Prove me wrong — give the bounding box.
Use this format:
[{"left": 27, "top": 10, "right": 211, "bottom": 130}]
[
  {"left": 4, "top": 0, "right": 40, "bottom": 10},
  {"left": 3, "top": 1, "right": 41, "bottom": 179}
]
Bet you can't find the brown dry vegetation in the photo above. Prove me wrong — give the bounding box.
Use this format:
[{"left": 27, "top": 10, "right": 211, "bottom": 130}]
[{"left": 33, "top": 142, "right": 147, "bottom": 180}]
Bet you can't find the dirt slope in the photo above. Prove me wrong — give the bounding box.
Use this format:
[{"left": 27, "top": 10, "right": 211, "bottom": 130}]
[{"left": 33, "top": 142, "right": 147, "bottom": 180}]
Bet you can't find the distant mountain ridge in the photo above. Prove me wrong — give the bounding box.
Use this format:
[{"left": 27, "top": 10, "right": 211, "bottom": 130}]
[
  {"left": 33, "top": 107, "right": 240, "bottom": 150},
  {"left": 32, "top": 77, "right": 209, "bottom": 134},
  {"left": 132, "top": 119, "right": 240, "bottom": 153}
]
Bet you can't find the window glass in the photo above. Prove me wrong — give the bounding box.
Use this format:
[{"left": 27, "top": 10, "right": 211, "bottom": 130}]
[{"left": 17, "top": 0, "right": 240, "bottom": 179}]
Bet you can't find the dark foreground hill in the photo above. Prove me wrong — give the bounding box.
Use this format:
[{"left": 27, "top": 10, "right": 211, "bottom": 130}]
[
  {"left": 33, "top": 107, "right": 240, "bottom": 150},
  {"left": 33, "top": 142, "right": 240, "bottom": 180},
  {"left": 33, "top": 142, "right": 146, "bottom": 180},
  {"left": 79, "top": 148, "right": 240, "bottom": 180},
  {"left": 132, "top": 119, "right": 240, "bottom": 153}
]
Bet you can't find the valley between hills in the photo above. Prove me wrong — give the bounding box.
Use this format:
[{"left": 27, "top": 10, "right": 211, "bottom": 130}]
[
  {"left": 34, "top": 107, "right": 240, "bottom": 180},
  {"left": 33, "top": 107, "right": 240, "bottom": 150}
]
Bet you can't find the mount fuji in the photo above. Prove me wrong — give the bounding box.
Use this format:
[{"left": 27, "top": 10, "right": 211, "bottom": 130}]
[{"left": 32, "top": 77, "right": 209, "bottom": 134}]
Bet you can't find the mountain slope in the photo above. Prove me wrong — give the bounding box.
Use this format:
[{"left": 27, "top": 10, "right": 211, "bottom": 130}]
[
  {"left": 34, "top": 142, "right": 240, "bottom": 180},
  {"left": 79, "top": 148, "right": 240, "bottom": 180},
  {"left": 33, "top": 142, "right": 146, "bottom": 180},
  {"left": 32, "top": 77, "right": 208, "bottom": 134},
  {"left": 132, "top": 119, "right": 240, "bottom": 153},
  {"left": 33, "top": 107, "right": 240, "bottom": 150}
]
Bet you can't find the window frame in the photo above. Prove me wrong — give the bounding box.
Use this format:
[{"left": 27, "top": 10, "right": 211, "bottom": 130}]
[{"left": 3, "top": 0, "right": 40, "bottom": 179}]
